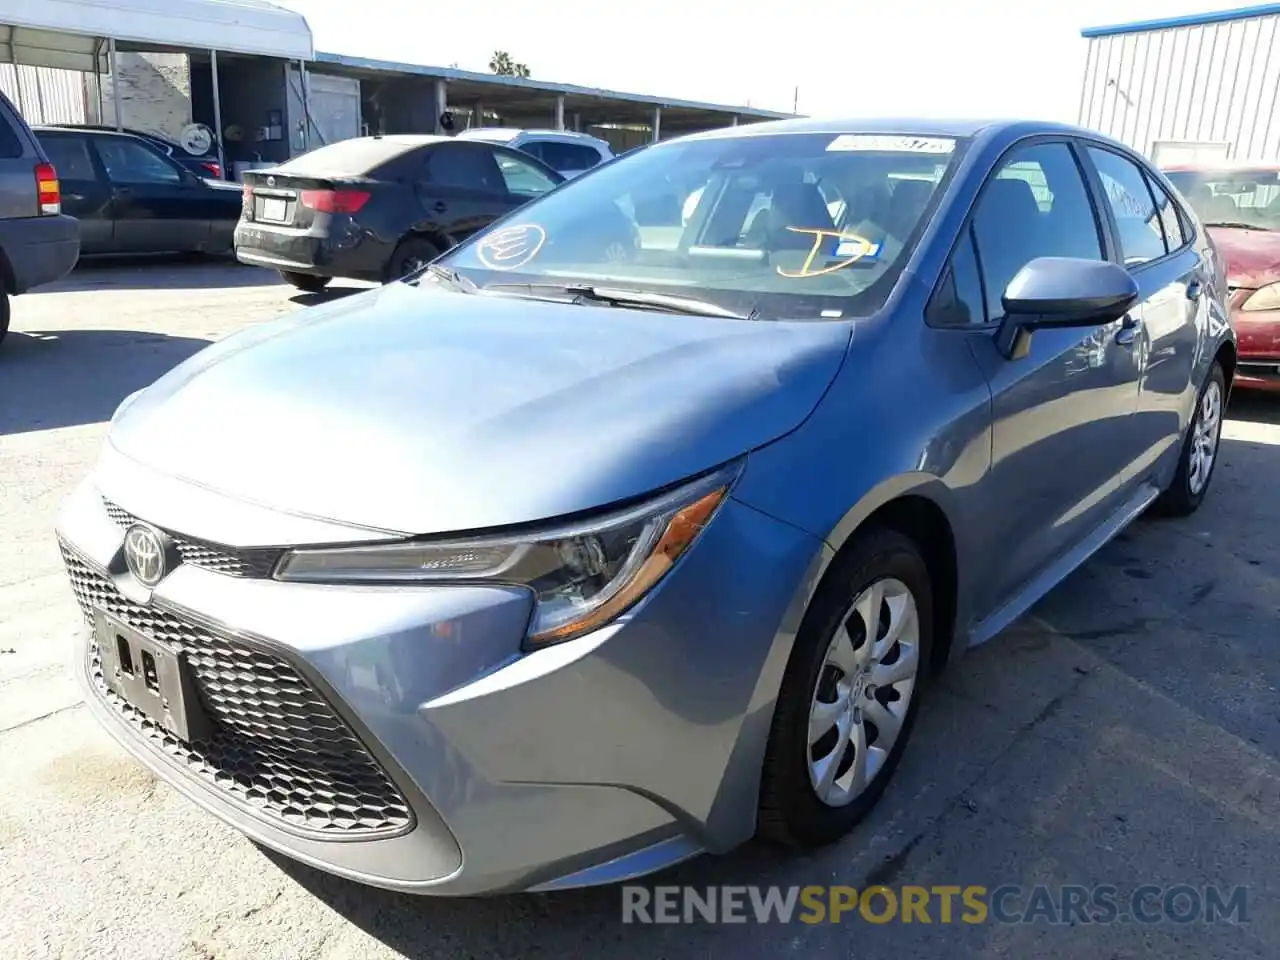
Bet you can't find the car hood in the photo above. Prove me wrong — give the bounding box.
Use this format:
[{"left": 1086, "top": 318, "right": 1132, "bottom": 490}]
[
  {"left": 1206, "top": 225, "right": 1280, "bottom": 288},
  {"left": 109, "top": 282, "right": 851, "bottom": 536}
]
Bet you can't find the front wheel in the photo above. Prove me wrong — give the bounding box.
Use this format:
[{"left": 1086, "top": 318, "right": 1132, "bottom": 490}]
[
  {"left": 1153, "top": 360, "right": 1226, "bottom": 517},
  {"left": 758, "top": 527, "right": 933, "bottom": 848},
  {"left": 279, "top": 271, "right": 331, "bottom": 293}
]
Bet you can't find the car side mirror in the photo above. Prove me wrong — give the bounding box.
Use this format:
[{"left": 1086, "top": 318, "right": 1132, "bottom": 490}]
[{"left": 994, "top": 257, "right": 1140, "bottom": 361}]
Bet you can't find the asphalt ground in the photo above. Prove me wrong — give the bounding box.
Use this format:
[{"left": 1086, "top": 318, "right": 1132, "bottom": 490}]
[{"left": 1, "top": 260, "right": 1277, "bottom": 959}]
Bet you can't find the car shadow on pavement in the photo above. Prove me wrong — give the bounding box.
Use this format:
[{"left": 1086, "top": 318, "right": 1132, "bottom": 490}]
[
  {"left": 24, "top": 257, "right": 281, "bottom": 294},
  {"left": 288, "top": 287, "right": 364, "bottom": 308},
  {"left": 1226, "top": 390, "right": 1280, "bottom": 425},
  {"left": 0, "top": 328, "right": 210, "bottom": 435}
]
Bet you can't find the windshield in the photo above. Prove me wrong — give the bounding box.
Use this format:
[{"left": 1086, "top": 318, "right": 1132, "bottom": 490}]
[
  {"left": 1165, "top": 168, "right": 1280, "bottom": 230},
  {"left": 434, "top": 131, "right": 966, "bottom": 319}
]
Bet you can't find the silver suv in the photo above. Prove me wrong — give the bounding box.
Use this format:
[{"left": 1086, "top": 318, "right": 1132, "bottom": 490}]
[
  {"left": 0, "top": 91, "right": 79, "bottom": 345},
  {"left": 456, "top": 128, "right": 614, "bottom": 178}
]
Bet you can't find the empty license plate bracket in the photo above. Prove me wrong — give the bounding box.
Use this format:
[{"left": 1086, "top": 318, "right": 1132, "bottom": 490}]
[{"left": 94, "top": 610, "right": 210, "bottom": 742}]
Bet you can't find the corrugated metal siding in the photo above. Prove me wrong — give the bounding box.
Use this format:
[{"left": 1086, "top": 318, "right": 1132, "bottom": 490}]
[
  {"left": 0, "top": 64, "right": 87, "bottom": 125},
  {"left": 1079, "top": 11, "right": 1280, "bottom": 161}
]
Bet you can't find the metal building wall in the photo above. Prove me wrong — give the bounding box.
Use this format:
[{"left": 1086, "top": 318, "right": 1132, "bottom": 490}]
[
  {"left": 1078, "top": 11, "right": 1280, "bottom": 162},
  {"left": 0, "top": 63, "right": 88, "bottom": 124}
]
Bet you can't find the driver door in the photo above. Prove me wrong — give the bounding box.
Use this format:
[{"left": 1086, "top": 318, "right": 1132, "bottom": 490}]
[
  {"left": 955, "top": 140, "right": 1146, "bottom": 615},
  {"left": 88, "top": 134, "right": 206, "bottom": 253}
]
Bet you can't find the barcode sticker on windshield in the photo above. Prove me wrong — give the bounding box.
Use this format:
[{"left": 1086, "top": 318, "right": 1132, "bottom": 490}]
[
  {"left": 835, "top": 239, "right": 882, "bottom": 259},
  {"left": 827, "top": 135, "right": 955, "bottom": 154}
]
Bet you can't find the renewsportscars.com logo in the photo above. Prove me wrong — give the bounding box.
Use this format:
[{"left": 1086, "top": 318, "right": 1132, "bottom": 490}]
[{"left": 621, "top": 884, "right": 1250, "bottom": 926}]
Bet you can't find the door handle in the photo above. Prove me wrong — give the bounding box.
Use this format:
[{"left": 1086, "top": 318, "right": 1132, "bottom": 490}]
[
  {"left": 432, "top": 201, "right": 447, "bottom": 214},
  {"left": 1186, "top": 280, "right": 1202, "bottom": 301},
  {"left": 1115, "top": 314, "right": 1142, "bottom": 347}
]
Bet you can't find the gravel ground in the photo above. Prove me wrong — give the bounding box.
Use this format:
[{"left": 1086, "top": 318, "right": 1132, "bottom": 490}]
[{"left": 1, "top": 260, "right": 1278, "bottom": 959}]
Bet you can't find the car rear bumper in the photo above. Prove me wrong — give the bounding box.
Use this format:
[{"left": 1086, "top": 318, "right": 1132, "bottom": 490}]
[
  {"left": 234, "top": 220, "right": 389, "bottom": 282},
  {"left": 55, "top": 464, "right": 824, "bottom": 895},
  {"left": 0, "top": 213, "right": 79, "bottom": 293}
]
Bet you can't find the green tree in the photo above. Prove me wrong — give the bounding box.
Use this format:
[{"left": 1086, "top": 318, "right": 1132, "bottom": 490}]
[{"left": 489, "top": 50, "right": 531, "bottom": 78}]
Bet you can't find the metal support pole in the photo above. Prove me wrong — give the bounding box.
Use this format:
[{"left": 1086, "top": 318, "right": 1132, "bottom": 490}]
[
  {"left": 554, "top": 94, "right": 565, "bottom": 130},
  {"left": 12, "top": 64, "right": 25, "bottom": 117},
  {"left": 297, "top": 60, "right": 311, "bottom": 152},
  {"left": 731, "top": 114, "right": 739, "bottom": 126},
  {"left": 108, "top": 38, "right": 122, "bottom": 130},
  {"left": 433, "top": 79, "right": 447, "bottom": 134},
  {"left": 210, "top": 50, "right": 225, "bottom": 178},
  {"left": 474, "top": 102, "right": 484, "bottom": 129},
  {"left": 572, "top": 111, "right": 581, "bottom": 132},
  {"left": 652, "top": 105, "right": 662, "bottom": 142}
]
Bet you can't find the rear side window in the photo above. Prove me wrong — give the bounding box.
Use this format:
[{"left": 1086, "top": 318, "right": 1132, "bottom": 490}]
[
  {"left": 39, "top": 136, "right": 96, "bottom": 180},
  {"left": 423, "top": 143, "right": 505, "bottom": 194},
  {"left": 0, "top": 106, "right": 25, "bottom": 159},
  {"left": 1145, "top": 173, "right": 1188, "bottom": 250},
  {"left": 1086, "top": 146, "right": 1167, "bottom": 266}
]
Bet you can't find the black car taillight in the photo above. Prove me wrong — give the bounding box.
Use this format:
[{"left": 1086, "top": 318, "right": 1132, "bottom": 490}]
[{"left": 300, "top": 189, "right": 371, "bottom": 214}]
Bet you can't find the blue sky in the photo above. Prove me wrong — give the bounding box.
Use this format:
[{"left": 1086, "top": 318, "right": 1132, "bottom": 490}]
[{"left": 275, "top": 0, "right": 1256, "bottom": 119}]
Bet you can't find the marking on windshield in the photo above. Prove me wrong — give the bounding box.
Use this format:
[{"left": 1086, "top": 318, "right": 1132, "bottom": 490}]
[
  {"left": 775, "top": 228, "right": 880, "bottom": 278},
  {"left": 476, "top": 223, "right": 547, "bottom": 270},
  {"left": 826, "top": 134, "right": 955, "bottom": 153}
]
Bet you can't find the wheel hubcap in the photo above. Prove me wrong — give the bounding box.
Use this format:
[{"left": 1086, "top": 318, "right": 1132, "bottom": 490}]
[
  {"left": 807, "top": 577, "right": 921, "bottom": 808},
  {"left": 1188, "top": 379, "right": 1222, "bottom": 495}
]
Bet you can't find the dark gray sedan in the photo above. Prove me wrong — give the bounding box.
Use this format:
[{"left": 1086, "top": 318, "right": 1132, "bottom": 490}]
[{"left": 56, "top": 117, "right": 1234, "bottom": 896}]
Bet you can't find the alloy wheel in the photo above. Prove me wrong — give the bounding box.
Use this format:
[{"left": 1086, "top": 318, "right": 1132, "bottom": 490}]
[
  {"left": 1188, "top": 378, "right": 1223, "bottom": 495},
  {"left": 807, "top": 577, "right": 920, "bottom": 808}
]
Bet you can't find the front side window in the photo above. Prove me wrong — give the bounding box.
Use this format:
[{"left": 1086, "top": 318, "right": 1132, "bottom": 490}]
[
  {"left": 1086, "top": 146, "right": 1167, "bottom": 265},
  {"left": 95, "top": 137, "right": 182, "bottom": 185},
  {"left": 970, "top": 142, "right": 1103, "bottom": 321},
  {"left": 1164, "top": 167, "right": 1280, "bottom": 231},
  {"left": 435, "top": 131, "right": 966, "bottom": 320}
]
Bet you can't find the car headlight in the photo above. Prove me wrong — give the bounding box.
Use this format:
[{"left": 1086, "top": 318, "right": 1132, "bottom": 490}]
[
  {"left": 275, "top": 463, "right": 740, "bottom": 647},
  {"left": 1241, "top": 282, "right": 1280, "bottom": 312}
]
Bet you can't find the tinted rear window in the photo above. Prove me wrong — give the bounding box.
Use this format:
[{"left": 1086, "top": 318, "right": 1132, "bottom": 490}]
[
  {"left": 39, "top": 135, "right": 96, "bottom": 179},
  {"left": 0, "top": 105, "right": 26, "bottom": 159},
  {"left": 274, "top": 138, "right": 426, "bottom": 178}
]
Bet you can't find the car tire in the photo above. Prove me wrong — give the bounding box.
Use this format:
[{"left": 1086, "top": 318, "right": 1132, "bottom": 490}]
[
  {"left": 0, "top": 288, "right": 9, "bottom": 346},
  {"left": 758, "top": 526, "right": 933, "bottom": 849},
  {"left": 280, "top": 271, "right": 331, "bottom": 293},
  {"left": 385, "top": 236, "right": 440, "bottom": 283},
  {"left": 1152, "top": 360, "right": 1226, "bottom": 518}
]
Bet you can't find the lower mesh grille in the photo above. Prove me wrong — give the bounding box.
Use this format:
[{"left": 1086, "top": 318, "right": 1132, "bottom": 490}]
[{"left": 61, "top": 540, "right": 413, "bottom": 838}]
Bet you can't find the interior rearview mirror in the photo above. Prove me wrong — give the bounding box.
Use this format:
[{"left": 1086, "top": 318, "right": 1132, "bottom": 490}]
[{"left": 994, "top": 257, "right": 1140, "bottom": 361}]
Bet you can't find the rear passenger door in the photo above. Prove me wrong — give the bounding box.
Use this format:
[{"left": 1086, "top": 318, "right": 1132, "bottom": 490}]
[
  {"left": 937, "top": 139, "right": 1145, "bottom": 615},
  {"left": 416, "top": 142, "right": 515, "bottom": 243},
  {"left": 1081, "top": 144, "right": 1202, "bottom": 461},
  {"left": 36, "top": 132, "right": 114, "bottom": 253}
]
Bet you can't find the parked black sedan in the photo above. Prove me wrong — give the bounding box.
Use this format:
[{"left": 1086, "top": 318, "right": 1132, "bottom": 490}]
[
  {"left": 33, "top": 127, "right": 243, "bottom": 257},
  {"left": 233, "top": 135, "right": 564, "bottom": 291},
  {"left": 43, "top": 124, "right": 223, "bottom": 179}
]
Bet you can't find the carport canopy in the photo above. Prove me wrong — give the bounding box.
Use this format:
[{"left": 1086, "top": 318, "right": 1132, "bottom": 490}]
[{"left": 0, "top": 0, "right": 313, "bottom": 71}]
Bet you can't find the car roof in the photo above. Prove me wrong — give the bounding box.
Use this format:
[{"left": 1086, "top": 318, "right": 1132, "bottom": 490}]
[
  {"left": 677, "top": 116, "right": 1100, "bottom": 142},
  {"left": 460, "top": 127, "right": 606, "bottom": 143},
  {"left": 1163, "top": 162, "right": 1280, "bottom": 173}
]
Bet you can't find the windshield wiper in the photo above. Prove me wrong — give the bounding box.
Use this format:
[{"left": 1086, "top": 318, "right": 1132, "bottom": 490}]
[
  {"left": 483, "top": 282, "right": 749, "bottom": 319},
  {"left": 420, "top": 263, "right": 479, "bottom": 292},
  {"left": 1203, "top": 220, "right": 1269, "bottom": 231}
]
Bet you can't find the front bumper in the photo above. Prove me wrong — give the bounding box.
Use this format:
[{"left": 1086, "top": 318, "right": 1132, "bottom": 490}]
[
  {"left": 56, "top": 468, "right": 824, "bottom": 895},
  {"left": 1228, "top": 303, "right": 1280, "bottom": 392}
]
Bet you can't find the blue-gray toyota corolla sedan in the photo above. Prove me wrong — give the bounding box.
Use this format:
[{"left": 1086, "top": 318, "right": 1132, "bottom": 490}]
[{"left": 56, "top": 117, "right": 1235, "bottom": 896}]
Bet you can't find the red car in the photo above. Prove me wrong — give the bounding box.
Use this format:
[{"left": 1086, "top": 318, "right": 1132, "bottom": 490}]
[{"left": 1165, "top": 163, "right": 1280, "bottom": 393}]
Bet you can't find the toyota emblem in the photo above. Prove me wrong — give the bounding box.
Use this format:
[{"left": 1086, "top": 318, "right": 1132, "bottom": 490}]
[{"left": 124, "top": 524, "right": 167, "bottom": 587}]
